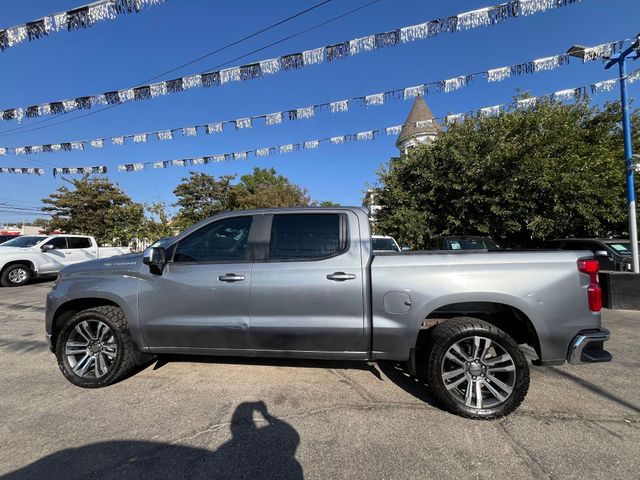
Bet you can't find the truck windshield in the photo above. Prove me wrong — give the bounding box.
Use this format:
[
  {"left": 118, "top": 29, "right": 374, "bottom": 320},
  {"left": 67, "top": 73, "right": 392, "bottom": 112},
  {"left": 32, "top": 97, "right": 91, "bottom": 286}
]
[
  {"left": 448, "top": 238, "right": 502, "bottom": 250},
  {"left": 607, "top": 243, "right": 639, "bottom": 256},
  {"left": 0, "top": 236, "right": 44, "bottom": 247},
  {"left": 372, "top": 238, "right": 400, "bottom": 251}
]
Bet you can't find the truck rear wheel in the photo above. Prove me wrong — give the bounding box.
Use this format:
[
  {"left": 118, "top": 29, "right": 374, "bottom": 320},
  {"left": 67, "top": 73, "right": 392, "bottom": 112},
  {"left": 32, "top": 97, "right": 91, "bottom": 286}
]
[
  {"left": 55, "top": 306, "right": 137, "bottom": 388},
  {"left": 424, "top": 317, "right": 529, "bottom": 419},
  {"left": 1, "top": 263, "right": 31, "bottom": 287}
]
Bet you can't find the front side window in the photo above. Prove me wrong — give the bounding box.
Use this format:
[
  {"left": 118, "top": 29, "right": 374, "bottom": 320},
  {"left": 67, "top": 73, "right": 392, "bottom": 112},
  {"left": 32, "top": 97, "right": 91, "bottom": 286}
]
[
  {"left": 44, "top": 237, "right": 67, "bottom": 249},
  {"left": 269, "top": 214, "right": 343, "bottom": 260},
  {"left": 67, "top": 237, "right": 92, "bottom": 249},
  {"left": 174, "top": 216, "right": 252, "bottom": 263}
]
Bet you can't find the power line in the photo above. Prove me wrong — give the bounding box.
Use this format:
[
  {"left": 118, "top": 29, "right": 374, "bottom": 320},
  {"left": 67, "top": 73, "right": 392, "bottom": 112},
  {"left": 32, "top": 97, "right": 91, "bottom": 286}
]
[
  {"left": 0, "top": 0, "right": 337, "bottom": 138},
  {"left": 137, "top": 0, "right": 335, "bottom": 85},
  {"left": 0, "top": 0, "right": 382, "bottom": 139}
]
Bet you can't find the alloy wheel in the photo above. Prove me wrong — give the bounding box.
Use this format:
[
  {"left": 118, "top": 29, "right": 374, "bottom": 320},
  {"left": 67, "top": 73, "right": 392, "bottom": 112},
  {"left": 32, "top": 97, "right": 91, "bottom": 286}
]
[
  {"left": 8, "top": 268, "right": 28, "bottom": 284},
  {"left": 440, "top": 335, "right": 517, "bottom": 409},
  {"left": 65, "top": 320, "right": 118, "bottom": 378}
]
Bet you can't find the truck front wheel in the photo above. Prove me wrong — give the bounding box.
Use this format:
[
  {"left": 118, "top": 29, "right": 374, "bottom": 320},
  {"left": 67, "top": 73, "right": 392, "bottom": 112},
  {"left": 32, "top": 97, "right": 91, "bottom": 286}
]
[
  {"left": 55, "top": 306, "right": 137, "bottom": 388},
  {"left": 424, "top": 317, "right": 530, "bottom": 419},
  {"left": 1, "top": 263, "right": 31, "bottom": 287}
]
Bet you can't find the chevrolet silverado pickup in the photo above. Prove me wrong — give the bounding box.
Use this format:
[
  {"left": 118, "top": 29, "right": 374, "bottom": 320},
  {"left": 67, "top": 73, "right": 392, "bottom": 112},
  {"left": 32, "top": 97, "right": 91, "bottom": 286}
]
[
  {"left": 0, "top": 235, "right": 129, "bottom": 287},
  {"left": 45, "top": 207, "right": 611, "bottom": 419}
]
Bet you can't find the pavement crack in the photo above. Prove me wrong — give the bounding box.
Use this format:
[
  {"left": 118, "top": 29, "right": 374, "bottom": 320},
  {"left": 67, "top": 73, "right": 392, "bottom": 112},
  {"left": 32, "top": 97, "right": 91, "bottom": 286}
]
[
  {"left": 499, "top": 417, "right": 554, "bottom": 480},
  {"left": 327, "top": 368, "right": 376, "bottom": 404}
]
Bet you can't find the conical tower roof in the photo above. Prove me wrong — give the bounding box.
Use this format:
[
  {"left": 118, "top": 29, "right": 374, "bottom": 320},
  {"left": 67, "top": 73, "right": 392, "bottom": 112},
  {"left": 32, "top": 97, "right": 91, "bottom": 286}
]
[{"left": 395, "top": 96, "right": 440, "bottom": 148}]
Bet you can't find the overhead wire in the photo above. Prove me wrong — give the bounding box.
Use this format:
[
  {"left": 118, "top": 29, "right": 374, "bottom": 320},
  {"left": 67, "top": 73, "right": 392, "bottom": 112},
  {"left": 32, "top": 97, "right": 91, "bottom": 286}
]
[{"left": 0, "top": 0, "right": 383, "bottom": 139}]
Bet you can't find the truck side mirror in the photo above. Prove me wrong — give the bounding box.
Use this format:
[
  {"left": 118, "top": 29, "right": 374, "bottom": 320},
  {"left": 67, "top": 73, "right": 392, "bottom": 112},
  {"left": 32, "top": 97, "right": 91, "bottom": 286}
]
[
  {"left": 143, "top": 246, "right": 167, "bottom": 268},
  {"left": 41, "top": 244, "right": 55, "bottom": 252}
]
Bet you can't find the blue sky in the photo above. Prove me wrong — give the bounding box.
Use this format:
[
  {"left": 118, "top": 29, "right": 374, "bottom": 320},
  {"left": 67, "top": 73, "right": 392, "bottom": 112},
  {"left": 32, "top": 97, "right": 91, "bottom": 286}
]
[{"left": 0, "top": 0, "right": 639, "bottom": 223}]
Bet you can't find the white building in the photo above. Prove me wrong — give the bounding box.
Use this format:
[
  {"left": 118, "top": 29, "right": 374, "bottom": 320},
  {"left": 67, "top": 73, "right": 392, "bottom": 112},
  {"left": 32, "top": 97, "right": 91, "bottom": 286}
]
[{"left": 395, "top": 95, "right": 440, "bottom": 154}]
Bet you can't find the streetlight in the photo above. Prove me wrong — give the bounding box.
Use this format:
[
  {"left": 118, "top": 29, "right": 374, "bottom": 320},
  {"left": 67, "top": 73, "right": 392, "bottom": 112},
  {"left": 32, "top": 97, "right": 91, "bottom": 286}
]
[{"left": 569, "top": 37, "right": 640, "bottom": 273}]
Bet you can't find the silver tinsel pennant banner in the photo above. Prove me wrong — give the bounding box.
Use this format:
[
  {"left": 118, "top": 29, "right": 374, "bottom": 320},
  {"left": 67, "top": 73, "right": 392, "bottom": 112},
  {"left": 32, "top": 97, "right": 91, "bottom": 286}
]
[
  {"left": 2, "top": 79, "right": 619, "bottom": 178},
  {"left": 1, "top": 41, "right": 625, "bottom": 156},
  {"left": 52, "top": 166, "right": 107, "bottom": 177},
  {"left": 1, "top": 0, "right": 586, "bottom": 122},
  {"left": 0, "top": 0, "right": 165, "bottom": 52},
  {"left": 0, "top": 167, "right": 45, "bottom": 175}
]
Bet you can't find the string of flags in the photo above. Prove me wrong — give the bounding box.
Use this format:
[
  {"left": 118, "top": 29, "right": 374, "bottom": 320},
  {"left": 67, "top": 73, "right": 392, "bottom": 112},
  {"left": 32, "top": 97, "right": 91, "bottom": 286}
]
[
  {"left": 0, "top": 0, "right": 584, "bottom": 123},
  {"left": 0, "top": 37, "right": 628, "bottom": 157},
  {"left": 109, "top": 76, "right": 622, "bottom": 173},
  {"left": 0, "top": 0, "right": 165, "bottom": 52},
  {"left": 2, "top": 74, "right": 623, "bottom": 177}
]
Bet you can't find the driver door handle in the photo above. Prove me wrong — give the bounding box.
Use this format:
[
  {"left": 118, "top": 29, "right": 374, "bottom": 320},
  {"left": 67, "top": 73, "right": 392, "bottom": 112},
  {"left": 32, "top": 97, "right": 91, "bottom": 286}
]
[
  {"left": 218, "top": 273, "right": 245, "bottom": 282},
  {"left": 326, "top": 272, "right": 356, "bottom": 281}
]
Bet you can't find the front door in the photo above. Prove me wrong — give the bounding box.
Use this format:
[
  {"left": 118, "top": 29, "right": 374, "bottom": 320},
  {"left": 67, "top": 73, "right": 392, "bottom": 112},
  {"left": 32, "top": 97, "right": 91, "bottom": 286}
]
[
  {"left": 139, "top": 215, "right": 256, "bottom": 351},
  {"left": 249, "top": 212, "right": 366, "bottom": 355},
  {"left": 39, "top": 236, "right": 73, "bottom": 273}
]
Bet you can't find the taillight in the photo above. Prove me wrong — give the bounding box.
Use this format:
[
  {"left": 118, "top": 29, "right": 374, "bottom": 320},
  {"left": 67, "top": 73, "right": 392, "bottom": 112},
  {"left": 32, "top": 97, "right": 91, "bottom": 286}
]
[{"left": 578, "top": 259, "right": 601, "bottom": 312}]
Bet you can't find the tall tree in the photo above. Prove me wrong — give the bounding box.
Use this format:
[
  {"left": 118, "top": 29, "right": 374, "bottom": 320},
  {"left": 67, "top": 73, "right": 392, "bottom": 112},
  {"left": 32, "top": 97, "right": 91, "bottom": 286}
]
[
  {"left": 173, "top": 168, "right": 316, "bottom": 229},
  {"left": 173, "top": 172, "right": 237, "bottom": 230},
  {"left": 374, "top": 98, "right": 640, "bottom": 248},
  {"left": 234, "top": 167, "right": 314, "bottom": 210},
  {"left": 41, "top": 175, "right": 144, "bottom": 245}
]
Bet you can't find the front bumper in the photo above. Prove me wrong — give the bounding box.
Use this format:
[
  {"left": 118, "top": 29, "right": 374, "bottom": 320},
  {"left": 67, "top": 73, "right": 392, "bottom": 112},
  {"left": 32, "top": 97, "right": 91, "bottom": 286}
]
[{"left": 567, "top": 328, "right": 612, "bottom": 364}]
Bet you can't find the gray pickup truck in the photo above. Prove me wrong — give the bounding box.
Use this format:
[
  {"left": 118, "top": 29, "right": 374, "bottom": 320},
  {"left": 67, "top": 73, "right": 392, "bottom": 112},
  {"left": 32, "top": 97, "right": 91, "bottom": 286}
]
[{"left": 45, "top": 207, "right": 611, "bottom": 419}]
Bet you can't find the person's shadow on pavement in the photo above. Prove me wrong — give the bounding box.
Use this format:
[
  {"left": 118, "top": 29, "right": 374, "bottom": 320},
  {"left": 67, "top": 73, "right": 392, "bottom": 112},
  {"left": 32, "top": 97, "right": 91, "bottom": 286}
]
[{"left": 2, "top": 401, "right": 303, "bottom": 480}]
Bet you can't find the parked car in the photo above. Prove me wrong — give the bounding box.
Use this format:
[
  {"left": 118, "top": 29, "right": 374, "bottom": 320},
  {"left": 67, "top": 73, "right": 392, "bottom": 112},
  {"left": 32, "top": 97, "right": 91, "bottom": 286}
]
[
  {"left": 372, "top": 235, "right": 401, "bottom": 252},
  {"left": 46, "top": 207, "right": 610, "bottom": 419},
  {"left": 0, "top": 235, "right": 130, "bottom": 287},
  {"left": 543, "top": 238, "right": 638, "bottom": 272},
  {"left": 428, "top": 235, "right": 503, "bottom": 251},
  {"left": 0, "top": 234, "right": 19, "bottom": 244}
]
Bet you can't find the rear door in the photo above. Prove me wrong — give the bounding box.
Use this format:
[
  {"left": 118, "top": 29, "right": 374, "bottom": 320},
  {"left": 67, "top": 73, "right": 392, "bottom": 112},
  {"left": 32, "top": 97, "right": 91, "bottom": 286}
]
[
  {"left": 66, "top": 237, "right": 97, "bottom": 263},
  {"left": 249, "top": 212, "right": 367, "bottom": 355}
]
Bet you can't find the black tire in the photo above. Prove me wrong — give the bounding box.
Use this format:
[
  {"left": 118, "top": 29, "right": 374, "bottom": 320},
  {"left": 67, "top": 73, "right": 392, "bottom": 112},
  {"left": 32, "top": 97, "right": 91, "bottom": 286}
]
[
  {"left": 424, "top": 317, "right": 529, "bottom": 419},
  {"left": 1, "top": 263, "right": 31, "bottom": 287},
  {"left": 55, "top": 306, "right": 137, "bottom": 388}
]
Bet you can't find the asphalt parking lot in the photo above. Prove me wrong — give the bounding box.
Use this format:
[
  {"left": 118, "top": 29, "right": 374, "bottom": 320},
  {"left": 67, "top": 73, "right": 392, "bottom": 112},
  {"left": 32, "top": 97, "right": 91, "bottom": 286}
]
[{"left": 0, "top": 280, "right": 638, "bottom": 479}]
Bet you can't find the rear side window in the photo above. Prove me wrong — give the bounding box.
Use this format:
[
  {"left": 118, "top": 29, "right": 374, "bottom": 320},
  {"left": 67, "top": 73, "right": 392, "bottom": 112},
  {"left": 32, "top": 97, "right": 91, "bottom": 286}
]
[
  {"left": 269, "top": 214, "right": 344, "bottom": 260},
  {"left": 174, "top": 216, "right": 252, "bottom": 263},
  {"left": 67, "top": 237, "right": 92, "bottom": 249}
]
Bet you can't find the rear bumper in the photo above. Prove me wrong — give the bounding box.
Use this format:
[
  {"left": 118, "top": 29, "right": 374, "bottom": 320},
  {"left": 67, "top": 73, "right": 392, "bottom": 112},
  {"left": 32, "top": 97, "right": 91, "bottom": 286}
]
[{"left": 567, "top": 328, "right": 612, "bottom": 364}]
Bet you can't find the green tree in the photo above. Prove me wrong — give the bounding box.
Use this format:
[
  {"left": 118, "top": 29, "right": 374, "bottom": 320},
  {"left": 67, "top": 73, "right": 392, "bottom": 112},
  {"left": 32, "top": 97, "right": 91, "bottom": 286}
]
[
  {"left": 173, "top": 167, "right": 315, "bottom": 229},
  {"left": 41, "top": 175, "right": 144, "bottom": 245},
  {"left": 173, "top": 172, "right": 237, "bottom": 230},
  {"left": 234, "top": 167, "right": 314, "bottom": 210},
  {"left": 140, "top": 202, "right": 176, "bottom": 242},
  {"left": 374, "top": 98, "right": 640, "bottom": 249},
  {"left": 318, "top": 200, "right": 341, "bottom": 207}
]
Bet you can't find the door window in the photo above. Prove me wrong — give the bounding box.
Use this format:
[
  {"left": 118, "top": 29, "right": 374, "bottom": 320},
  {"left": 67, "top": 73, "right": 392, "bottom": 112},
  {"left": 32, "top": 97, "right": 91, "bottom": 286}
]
[
  {"left": 174, "top": 216, "right": 252, "bottom": 263},
  {"left": 67, "top": 237, "right": 92, "bottom": 249},
  {"left": 268, "top": 214, "right": 344, "bottom": 260},
  {"left": 44, "top": 237, "right": 67, "bottom": 249}
]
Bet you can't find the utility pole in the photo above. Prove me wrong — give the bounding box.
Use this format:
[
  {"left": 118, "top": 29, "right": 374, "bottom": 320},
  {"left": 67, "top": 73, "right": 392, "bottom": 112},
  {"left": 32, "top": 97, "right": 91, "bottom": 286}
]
[
  {"left": 605, "top": 42, "right": 640, "bottom": 273},
  {"left": 570, "top": 38, "right": 640, "bottom": 272}
]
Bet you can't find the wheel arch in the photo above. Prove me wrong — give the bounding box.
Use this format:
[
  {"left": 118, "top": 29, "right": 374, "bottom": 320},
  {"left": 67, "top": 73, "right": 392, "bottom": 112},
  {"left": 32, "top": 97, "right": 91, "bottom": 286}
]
[
  {"left": 51, "top": 298, "right": 120, "bottom": 345},
  {"left": 1, "top": 260, "right": 36, "bottom": 275},
  {"left": 416, "top": 299, "right": 541, "bottom": 361}
]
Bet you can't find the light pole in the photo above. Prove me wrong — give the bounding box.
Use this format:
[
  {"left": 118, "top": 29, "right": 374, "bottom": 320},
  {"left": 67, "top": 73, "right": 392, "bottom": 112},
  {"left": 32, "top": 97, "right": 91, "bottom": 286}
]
[{"left": 569, "top": 38, "right": 640, "bottom": 272}]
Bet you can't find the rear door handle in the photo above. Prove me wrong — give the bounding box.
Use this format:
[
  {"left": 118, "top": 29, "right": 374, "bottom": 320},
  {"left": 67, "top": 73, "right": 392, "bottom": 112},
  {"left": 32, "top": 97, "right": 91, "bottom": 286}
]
[
  {"left": 326, "top": 272, "right": 356, "bottom": 281},
  {"left": 218, "top": 273, "right": 245, "bottom": 282}
]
